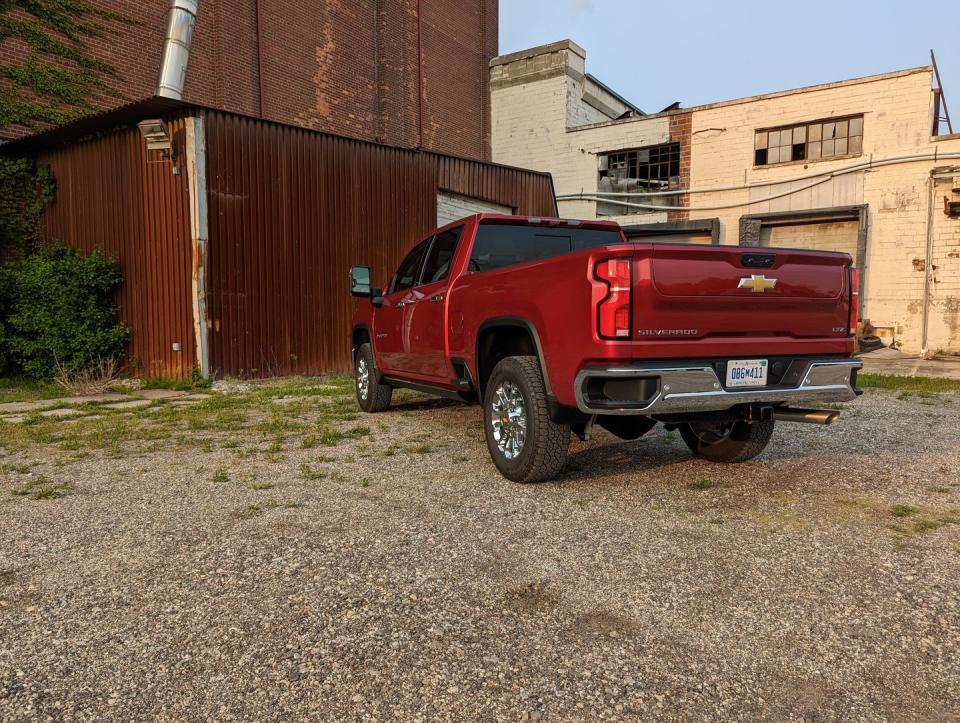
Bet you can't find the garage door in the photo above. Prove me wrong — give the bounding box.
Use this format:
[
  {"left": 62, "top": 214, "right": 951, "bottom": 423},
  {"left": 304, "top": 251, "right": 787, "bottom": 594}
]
[
  {"left": 437, "top": 191, "right": 512, "bottom": 227},
  {"left": 760, "top": 220, "right": 860, "bottom": 265}
]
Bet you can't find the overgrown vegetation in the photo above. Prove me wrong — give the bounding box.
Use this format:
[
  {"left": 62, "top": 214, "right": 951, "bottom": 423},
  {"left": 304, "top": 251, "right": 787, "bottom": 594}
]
[
  {"left": 0, "top": 0, "right": 133, "bottom": 131},
  {"left": 3, "top": 244, "right": 127, "bottom": 378}
]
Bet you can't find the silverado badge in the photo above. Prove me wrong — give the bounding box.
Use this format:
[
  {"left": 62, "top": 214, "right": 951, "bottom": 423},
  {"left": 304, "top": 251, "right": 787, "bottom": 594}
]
[{"left": 737, "top": 274, "right": 778, "bottom": 293}]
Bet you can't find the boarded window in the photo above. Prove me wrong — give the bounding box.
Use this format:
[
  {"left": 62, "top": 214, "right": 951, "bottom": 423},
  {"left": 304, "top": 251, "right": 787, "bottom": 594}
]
[{"left": 754, "top": 115, "right": 863, "bottom": 166}]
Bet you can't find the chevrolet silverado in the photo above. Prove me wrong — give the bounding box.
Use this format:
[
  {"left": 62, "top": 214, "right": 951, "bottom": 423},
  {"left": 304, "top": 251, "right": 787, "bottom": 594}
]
[{"left": 349, "top": 214, "right": 861, "bottom": 482}]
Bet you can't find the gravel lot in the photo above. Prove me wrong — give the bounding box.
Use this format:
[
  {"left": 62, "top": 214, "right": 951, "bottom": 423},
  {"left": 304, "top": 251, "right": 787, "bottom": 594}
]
[{"left": 1, "top": 377, "right": 958, "bottom": 720}]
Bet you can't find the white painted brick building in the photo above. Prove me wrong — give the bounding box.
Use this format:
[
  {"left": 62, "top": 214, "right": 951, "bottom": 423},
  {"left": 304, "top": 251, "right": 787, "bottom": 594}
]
[{"left": 491, "top": 40, "right": 960, "bottom": 355}]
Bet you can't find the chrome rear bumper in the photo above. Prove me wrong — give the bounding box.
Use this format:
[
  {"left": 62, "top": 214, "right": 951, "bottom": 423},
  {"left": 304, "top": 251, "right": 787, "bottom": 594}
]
[{"left": 573, "top": 359, "right": 862, "bottom": 416}]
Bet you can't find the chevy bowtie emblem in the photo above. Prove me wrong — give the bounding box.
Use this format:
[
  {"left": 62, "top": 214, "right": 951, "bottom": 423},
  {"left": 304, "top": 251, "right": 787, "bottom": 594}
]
[{"left": 738, "top": 274, "right": 778, "bottom": 293}]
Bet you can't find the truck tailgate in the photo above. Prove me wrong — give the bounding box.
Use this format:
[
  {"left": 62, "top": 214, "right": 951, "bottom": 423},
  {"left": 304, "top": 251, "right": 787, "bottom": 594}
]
[{"left": 635, "top": 244, "right": 852, "bottom": 339}]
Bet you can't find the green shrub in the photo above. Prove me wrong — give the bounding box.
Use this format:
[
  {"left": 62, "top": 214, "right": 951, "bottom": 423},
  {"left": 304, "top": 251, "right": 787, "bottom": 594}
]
[{"left": 6, "top": 244, "right": 128, "bottom": 379}]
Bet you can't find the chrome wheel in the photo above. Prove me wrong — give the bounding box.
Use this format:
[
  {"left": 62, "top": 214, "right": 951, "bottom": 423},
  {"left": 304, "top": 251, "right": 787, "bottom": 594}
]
[
  {"left": 356, "top": 357, "right": 370, "bottom": 401},
  {"left": 490, "top": 381, "right": 527, "bottom": 460}
]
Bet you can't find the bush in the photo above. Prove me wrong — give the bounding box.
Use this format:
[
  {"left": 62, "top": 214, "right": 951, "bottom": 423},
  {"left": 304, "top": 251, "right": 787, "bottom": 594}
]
[{"left": 6, "top": 244, "right": 128, "bottom": 379}]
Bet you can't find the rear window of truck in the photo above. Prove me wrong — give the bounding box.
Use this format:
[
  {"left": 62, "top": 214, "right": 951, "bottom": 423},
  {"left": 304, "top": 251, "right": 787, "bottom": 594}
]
[{"left": 469, "top": 224, "right": 623, "bottom": 273}]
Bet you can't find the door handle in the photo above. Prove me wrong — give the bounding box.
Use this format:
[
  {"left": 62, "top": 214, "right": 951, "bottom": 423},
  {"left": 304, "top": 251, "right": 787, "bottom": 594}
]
[{"left": 430, "top": 294, "right": 445, "bottom": 303}]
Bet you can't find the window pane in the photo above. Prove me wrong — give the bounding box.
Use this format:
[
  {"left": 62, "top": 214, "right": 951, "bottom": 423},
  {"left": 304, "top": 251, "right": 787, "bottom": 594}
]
[
  {"left": 792, "top": 143, "right": 806, "bottom": 161},
  {"left": 823, "top": 122, "right": 836, "bottom": 140},
  {"left": 808, "top": 123, "right": 822, "bottom": 141},
  {"left": 836, "top": 120, "right": 849, "bottom": 139},
  {"left": 835, "top": 137, "right": 848, "bottom": 155},
  {"left": 849, "top": 135, "right": 863, "bottom": 154},
  {"left": 420, "top": 227, "right": 463, "bottom": 285},
  {"left": 808, "top": 141, "right": 821, "bottom": 160},
  {"left": 792, "top": 126, "right": 807, "bottom": 144},
  {"left": 850, "top": 116, "right": 863, "bottom": 136},
  {"left": 768, "top": 130, "right": 780, "bottom": 147},
  {"left": 755, "top": 148, "right": 768, "bottom": 165},
  {"left": 822, "top": 139, "right": 835, "bottom": 157},
  {"left": 392, "top": 239, "right": 430, "bottom": 292},
  {"left": 755, "top": 131, "right": 768, "bottom": 149}
]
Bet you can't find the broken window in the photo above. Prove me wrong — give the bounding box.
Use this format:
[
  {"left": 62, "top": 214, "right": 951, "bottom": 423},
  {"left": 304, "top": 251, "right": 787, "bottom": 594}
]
[
  {"left": 754, "top": 115, "right": 863, "bottom": 166},
  {"left": 597, "top": 142, "right": 681, "bottom": 216}
]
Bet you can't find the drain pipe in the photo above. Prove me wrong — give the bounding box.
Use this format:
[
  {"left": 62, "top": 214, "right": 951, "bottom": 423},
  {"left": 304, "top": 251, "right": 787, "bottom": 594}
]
[
  {"left": 921, "top": 170, "right": 936, "bottom": 358},
  {"left": 157, "top": 0, "right": 199, "bottom": 100}
]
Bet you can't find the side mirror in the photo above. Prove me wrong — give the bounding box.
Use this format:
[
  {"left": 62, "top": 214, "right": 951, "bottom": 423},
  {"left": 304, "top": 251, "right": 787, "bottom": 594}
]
[{"left": 350, "top": 266, "right": 372, "bottom": 297}]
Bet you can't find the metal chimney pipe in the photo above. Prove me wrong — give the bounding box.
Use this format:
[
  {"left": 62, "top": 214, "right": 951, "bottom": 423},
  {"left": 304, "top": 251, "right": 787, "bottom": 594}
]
[{"left": 157, "top": 0, "right": 198, "bottom": 100}]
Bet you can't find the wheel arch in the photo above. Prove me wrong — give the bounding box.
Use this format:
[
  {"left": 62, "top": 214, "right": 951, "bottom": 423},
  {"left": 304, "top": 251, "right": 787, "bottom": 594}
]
[{"left": 475, "top": 317, "right": 553, "bottom": 401}]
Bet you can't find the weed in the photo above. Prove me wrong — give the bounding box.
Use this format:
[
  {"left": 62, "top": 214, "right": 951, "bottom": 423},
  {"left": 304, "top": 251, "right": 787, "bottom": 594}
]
[
  {"left": 688, "top": 479, "right": 715, "bottom": 491},
  {"left": 266, "top": 435, "right": 285, "bottom": 454},
  {"left": 406, "top": 442, "right": 432, "bottom": 454},
  {"left": 212, "top": 468, "right": 229, "bottom": 483},
  {"left": 348, "top": 424, "right": 371, "bottom": 437},
  {"left": 890, "top": 504, "right": 918, "bottom": 518},
  {"left": 927, "top": 486, "right": 950, "bottom": 494},
  {"left": 248, "top": 481, "right": 273, "bottom": 490},
  {"left": 301, "top": 435, "right": 318, "bottom": 449},
  {"left": 11, "top": 475, "right": 71, "bottom": 500},
  {"left": 708, "top": 516, "right": 724, "bottom": 525},
  {"left": 317, "top": 429, "right": 345, "bottom": 446},
  {"left": 913, "top": 519, "right": 945, "bottom": 533},
  {"left": 299, "top": 463, "right": 326, "bottom": 481},
  {"left": 314, "top": 454, "right": 336, "bottom": 463},
  {"left": 220, "top": 439, "right": 241, "bottom": 449},
  {"left": 360, "top": 478, "right": 371, "bottom": 488}
]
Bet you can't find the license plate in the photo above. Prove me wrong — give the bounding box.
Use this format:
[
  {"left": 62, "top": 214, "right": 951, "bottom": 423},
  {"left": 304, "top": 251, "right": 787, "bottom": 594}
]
[{"left": 726, "top": 359, "right": 768, "bottom": 388}]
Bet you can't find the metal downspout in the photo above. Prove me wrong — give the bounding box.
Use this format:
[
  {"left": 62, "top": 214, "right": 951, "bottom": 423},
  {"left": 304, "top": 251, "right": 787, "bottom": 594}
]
[
  {"left": 157, "top": 0, "right": 199, "bottom": 100},
  {"left": 921, "top": 170, "right": 935, "bottom": 358}
]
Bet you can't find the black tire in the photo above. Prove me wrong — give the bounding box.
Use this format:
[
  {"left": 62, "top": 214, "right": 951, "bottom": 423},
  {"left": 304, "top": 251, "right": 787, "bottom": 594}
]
[
  {"left": 355, "top": 343, "right": 392, "bottom": 413},
  {"left": 483, "top": 356, "right": 570, "bottom": 482},
  {"left": 679, "top": 419, "right": 775, "bottom": 463}
]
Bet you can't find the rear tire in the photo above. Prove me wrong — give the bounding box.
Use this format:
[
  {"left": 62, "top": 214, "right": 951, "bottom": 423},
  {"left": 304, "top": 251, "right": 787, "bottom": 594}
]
[
  {"left": 355, "top": 343, "right": 392, "bottom": 413},
  {"left": 679, "top": 419, "right": 774, "bottom": 463},
  {"left": 484, "top": 356, "right": 570, "bottom": 482}
]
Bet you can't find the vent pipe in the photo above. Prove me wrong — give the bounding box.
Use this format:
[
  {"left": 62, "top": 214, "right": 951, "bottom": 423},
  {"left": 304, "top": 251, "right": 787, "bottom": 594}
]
[{"left": 157, "top": 0, "right": 198, "bottom": 100}]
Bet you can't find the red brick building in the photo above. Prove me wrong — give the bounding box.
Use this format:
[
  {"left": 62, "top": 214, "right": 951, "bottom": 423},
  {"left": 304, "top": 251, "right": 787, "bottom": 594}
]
[{"left": 0, "top": 0, "right": 498, "bottom": 160}]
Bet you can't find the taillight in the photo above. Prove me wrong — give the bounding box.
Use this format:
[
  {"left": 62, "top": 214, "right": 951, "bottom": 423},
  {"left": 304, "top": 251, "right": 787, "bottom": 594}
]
[
  {"left": 848, "top": 267, "right": 859, "bottom": 335},
  {"left": 595, "top": 257, "right": 632, "bottom": 339}
]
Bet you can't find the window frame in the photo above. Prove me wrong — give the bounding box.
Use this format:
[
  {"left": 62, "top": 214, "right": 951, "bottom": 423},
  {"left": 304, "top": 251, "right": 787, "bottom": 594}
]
[
  {"left": 388, "top": 237, "right": 433, "bottom": 295},
  {"left": 753, "top": 114, "right": 864, "bottom": 168},
  {"left": 418, "top": 225, "right": 464, "bottom": 286}
]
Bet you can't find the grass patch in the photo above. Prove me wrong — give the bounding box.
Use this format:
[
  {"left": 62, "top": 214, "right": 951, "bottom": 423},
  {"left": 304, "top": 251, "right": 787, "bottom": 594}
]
[
  {"left": 211, "top": 467, "right": 229, "bottom": 483},
  {"left": 11, "top": 475, "right": 71, "bottom": 500},
  {"left": 890, "top": 504, "right": 919, "bottom": 518},
  {"left": 299, "top": 463, "right": 326, "bottom": 481},
  {"left": 688, "top": 479, "right": 715, "bottom": 491},
  {"left": 0, "top": 378, "right": 65, "bottom": 403},
  {"left": 248, "top": 481, "right": 273, "bottom": 490},
  {"left": 858, "top": 373, "right": 960, "bottom": 395},
  {"left": 406, "top": 442, "right": 432, "bottom": 454},
  {"left": 140, "top": 375, "right": 212, "bottom": 392}
]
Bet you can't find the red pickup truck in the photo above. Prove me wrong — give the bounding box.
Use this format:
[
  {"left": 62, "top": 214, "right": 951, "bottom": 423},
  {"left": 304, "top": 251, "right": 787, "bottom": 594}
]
[{"left": 349, "top": 214, "right": 861, "bottom": 482}]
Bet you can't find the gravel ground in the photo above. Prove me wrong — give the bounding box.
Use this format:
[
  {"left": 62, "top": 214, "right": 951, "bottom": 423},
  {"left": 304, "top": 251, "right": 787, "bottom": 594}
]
[{"left": 0, "top": 379, "right": 958, "bottom": 720}]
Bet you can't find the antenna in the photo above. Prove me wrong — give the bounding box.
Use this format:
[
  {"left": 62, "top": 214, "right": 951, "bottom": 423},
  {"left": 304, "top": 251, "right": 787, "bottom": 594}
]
[{"left": 931, "top": 49, "right": 953, "bottom": 135}]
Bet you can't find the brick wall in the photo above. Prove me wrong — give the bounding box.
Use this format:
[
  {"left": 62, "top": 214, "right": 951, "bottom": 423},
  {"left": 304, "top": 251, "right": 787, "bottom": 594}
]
[{"left": 0, "top": 0, "right": 496, "bottom": 159}]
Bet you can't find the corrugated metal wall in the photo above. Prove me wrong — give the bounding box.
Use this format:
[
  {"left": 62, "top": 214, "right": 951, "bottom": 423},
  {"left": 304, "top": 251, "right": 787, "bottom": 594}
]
[
  {"left": 38, "top": 118, "right": 197, "bottom": 378},
  {"left": 202, "top": 110, "right": 556, "bottom": 376}
]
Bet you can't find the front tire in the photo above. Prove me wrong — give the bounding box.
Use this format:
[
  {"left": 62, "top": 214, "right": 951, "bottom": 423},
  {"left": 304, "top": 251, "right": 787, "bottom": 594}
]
[
  {"left": 355, "top": 343, "right": 392, "bottom": 413},
  {"left": 679, "top": 419, "right": 774, "bottom": 463},
  {"left": 483, "top": 356, "right": 570, "bottom": 482}
]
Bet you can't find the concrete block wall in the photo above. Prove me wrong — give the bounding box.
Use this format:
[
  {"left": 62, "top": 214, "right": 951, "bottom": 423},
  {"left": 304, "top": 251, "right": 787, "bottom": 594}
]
[
  {"left": 491, "top": 43, "right": 960, "bottom": 353},
  {"left": 690, "top": 68, "right": 960, "bottom": 353}
]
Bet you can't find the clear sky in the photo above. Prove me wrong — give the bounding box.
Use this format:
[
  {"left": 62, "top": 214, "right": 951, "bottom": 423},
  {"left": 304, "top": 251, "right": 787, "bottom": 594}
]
[{"left": 499, "top": 0, "right": 960, "bottom": 127}]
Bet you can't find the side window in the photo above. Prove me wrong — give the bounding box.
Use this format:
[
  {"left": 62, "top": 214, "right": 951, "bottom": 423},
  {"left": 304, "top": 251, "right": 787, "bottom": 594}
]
[
  {"left": 420, "top": 226, "right": 463, "bottom": 285},
  {"left": 390, "top": 239, "right": 431, "bottom": 294}
]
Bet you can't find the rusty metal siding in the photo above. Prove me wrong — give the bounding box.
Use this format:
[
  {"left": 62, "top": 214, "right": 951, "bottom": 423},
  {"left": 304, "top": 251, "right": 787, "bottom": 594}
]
[
  {"left": 37, "top": 116, "right": 197, "bottom": 378},
  {"left": 202, "top": 110, "right": 556, "bottom": 376}
]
